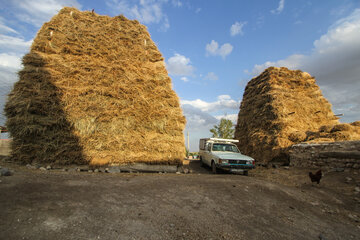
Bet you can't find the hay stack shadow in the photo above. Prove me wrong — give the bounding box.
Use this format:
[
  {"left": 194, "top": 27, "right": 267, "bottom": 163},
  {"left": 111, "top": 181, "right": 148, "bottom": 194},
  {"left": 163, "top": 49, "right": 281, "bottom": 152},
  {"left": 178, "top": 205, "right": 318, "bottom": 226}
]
[{"left": 5, "top": 53, "right": 86, "bottom": 165}]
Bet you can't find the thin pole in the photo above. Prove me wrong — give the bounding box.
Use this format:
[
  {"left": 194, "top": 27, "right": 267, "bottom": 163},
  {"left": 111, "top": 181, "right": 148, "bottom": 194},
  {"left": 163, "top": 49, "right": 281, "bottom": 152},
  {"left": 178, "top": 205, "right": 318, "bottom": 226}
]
[{"left": 187, "top": 132, "right": 190, "bottom": 152}]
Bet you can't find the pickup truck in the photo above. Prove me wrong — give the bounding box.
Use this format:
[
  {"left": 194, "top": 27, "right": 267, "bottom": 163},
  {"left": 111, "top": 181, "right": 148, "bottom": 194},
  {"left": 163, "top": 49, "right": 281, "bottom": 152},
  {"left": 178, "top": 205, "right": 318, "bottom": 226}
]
[{"left": 199, "top": 138, "right": 255, "bottom": 175}]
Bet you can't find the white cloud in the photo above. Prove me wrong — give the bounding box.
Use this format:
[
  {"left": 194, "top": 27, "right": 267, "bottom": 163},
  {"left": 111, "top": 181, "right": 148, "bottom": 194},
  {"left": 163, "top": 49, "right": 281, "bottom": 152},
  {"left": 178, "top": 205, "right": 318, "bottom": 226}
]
[
  {"left": 0, "top": 73, "right": 15, "bottom": 125},
  {"left": 252, "top": 9, "right": 360, "bottom": 123},
  {"left": 215, "top": 114, "right": 238, "bottom": 124},
  {"left": 181, "top": 95, "right": 239, "bottom": 113},
  {"left": 0, "top": 53, "right": 22, "bottom": 69},
  {"left": 160, "top": 16, "right": 170, "bottom": 32},
  {"left": 230, "top": 21, "right": 247, "bottom": 36},
  {"left": 11, "top": 0, "right": 82, "bottom": 27},
  {"left": 181, "top": 104, "right": 218, "bottom": 130},
  {"left": 0, "top": 53, "right": 23, "bottom": 125},
  {"left": 171, "top": 0, "right": 182, "bottom": 7},
  {"left": 204, "top": 72, "right": 218, "bottom": 81},
  {"left": 205, "top": 40, "right": 218, "bottom": 55},
  {"left": 166, "top": 53, "right": 194, "bottom": 76},
  {"left": 180, "top": 77, "right": 189, "bottom": 82},
  {"left": 252, "top": 54, "right": 305, "bottom": 75},
  {"left": 206, "top": 40, "right": 233, "bottom": 59},
  {"left": 0, "top": 35, "right": 33, "bottom": 53},
  {"left": 181, "top": 104, "right": 218, "bottom": 151},
  {"left": 0, "top": 66, "right": 18, "bottom": 86},
  {"left": 271, "top": 0, "right": 285, "bottom": 14},
  {"left": 107, "top": 0, "right": 170, "bottom": 31},
  {"left": 0, "top": 17, "right": 18, "bottom": 34},
  {"left": 181, "top": 96, "right": 240, "bottom": 151},
  {"left": 0, "top": 36, "right": 31, "bottom": 99},
  {"left": 195, "top": 8, "right": 201, "bottom": 14},
  {"left": 218, "top": 44, "right": 233, "bottom": 58},
  {"left": 182, "top": 105, "right": 217, "bottom": 128},
  {"left": 330, "top": 4, "right": 352, "bottom": 17}
]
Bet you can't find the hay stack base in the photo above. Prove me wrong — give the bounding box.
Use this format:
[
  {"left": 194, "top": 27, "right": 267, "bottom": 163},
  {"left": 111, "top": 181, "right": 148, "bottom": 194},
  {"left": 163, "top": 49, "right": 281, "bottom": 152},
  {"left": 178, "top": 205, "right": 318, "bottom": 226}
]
[
  {"left": 235, "top": 67, "right": 360, "bottom": 164},
  {"left": 5, "top": 7, "right": 186, "bottom": 166}
]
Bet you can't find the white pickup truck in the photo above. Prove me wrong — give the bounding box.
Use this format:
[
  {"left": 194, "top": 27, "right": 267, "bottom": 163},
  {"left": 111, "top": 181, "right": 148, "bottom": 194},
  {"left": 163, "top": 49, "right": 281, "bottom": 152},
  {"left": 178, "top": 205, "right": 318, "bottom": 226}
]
[{"left": 199, "top": 138, "right": 255, "bottom": 175}]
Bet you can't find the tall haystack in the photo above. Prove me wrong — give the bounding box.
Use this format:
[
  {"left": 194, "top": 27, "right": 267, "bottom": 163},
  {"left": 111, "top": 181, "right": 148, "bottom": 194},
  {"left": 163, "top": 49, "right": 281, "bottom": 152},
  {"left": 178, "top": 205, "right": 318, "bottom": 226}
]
[
  {"left": 5, "top": 7, "right": 186, "bottom": 165},
  {"left": 234, "top": 67, "right": 360, "bottom": 164}
]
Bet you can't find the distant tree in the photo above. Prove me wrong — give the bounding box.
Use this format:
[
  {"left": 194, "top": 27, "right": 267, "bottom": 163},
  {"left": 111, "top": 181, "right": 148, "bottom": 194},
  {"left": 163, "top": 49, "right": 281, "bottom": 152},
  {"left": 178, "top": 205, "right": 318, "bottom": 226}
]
[
  {"left": 210, "top": 118, "right": 234, "bottom": 139},
  {"left": 185, "top": 147, "right": 189, "bottom": 157}
]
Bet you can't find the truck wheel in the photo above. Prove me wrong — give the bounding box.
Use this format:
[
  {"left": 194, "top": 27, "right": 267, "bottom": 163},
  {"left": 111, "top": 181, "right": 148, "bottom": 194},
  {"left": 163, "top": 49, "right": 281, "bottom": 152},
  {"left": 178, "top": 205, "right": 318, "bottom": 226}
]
[
  {"left": 211, "top": 161, "right": 217, "bottom": 174},
  {"left": 244, "top": 171, "right": 248, "bottom": 176}
]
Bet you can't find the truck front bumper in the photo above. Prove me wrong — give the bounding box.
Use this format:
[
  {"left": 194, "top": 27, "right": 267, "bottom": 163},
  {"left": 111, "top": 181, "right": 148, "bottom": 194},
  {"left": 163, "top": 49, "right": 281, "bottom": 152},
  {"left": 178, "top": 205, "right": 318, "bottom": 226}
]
[{"left": 217, "top": 164, "right": 255, "bottom": 170}]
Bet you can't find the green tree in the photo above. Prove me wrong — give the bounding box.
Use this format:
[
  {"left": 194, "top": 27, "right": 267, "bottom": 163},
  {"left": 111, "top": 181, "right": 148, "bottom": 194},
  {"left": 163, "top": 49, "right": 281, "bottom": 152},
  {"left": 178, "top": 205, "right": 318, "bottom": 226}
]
[{"left": 210, "top": 118, "right": 235, "bottom": 139}]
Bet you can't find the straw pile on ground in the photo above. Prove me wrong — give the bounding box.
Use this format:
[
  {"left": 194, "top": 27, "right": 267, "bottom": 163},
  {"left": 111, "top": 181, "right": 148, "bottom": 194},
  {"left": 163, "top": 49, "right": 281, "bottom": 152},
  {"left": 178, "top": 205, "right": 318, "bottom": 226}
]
[
  {"left": 4, "top": 7, "right": 186, "bottom": 166},
  {"left": 234, "top": 67, "right": 360, "bottom": 164}
]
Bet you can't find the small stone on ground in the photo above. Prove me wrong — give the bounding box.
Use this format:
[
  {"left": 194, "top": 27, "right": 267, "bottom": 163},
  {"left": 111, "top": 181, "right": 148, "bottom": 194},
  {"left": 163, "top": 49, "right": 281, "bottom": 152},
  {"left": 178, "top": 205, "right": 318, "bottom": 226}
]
[{"left": 0, "top": 168, "right": 12, "bottom": 176}]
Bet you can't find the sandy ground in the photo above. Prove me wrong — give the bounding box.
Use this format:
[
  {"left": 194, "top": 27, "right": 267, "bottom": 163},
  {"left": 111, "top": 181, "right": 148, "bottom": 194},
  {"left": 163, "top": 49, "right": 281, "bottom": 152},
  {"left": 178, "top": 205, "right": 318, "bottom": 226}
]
[{"left": 1, "top": 159, "right": 360, "bottom": 240}]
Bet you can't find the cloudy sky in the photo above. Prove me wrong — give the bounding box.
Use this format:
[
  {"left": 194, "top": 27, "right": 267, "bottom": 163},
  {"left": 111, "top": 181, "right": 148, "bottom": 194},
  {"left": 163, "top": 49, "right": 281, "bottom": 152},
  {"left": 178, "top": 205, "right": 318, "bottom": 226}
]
[{"left": 0, "top": 0, "right": 359, "bottom": 150}]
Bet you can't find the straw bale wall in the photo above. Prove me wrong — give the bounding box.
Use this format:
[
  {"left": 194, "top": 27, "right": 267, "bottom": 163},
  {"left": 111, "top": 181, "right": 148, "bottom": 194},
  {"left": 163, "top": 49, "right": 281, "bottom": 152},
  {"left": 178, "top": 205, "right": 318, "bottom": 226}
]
[
  {"left": 234, "top": 67, "right": 360, "bottom": 164},
  {"left": 4, "top": 7, "right": 185, "bottom": 165},
  {"left": 0, "top": 139, "right": 11, "bottom": 156}
]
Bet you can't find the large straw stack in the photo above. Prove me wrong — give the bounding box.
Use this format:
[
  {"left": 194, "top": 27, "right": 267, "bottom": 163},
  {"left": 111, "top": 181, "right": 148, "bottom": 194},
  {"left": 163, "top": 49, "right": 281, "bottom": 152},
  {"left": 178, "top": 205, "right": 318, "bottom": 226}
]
[
  {"left": 235, "top": 67, "right": 360, "bottom": 164},
  {"left": 5, "top": 7, "right": 186, "bottom": 165}
]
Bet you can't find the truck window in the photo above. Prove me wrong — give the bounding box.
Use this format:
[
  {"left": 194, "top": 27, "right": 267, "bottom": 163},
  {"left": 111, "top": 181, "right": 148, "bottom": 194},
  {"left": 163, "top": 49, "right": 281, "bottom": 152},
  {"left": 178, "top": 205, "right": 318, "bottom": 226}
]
[{"left": 212, "top": 143, "right": 239, "bottom": 153}]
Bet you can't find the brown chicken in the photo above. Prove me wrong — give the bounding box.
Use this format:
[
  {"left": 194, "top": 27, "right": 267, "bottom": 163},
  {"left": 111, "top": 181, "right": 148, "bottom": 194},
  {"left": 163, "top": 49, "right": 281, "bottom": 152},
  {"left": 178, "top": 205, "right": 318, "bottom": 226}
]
[{"left": 309, "top": 170, "right": 322, "bottom": 184}]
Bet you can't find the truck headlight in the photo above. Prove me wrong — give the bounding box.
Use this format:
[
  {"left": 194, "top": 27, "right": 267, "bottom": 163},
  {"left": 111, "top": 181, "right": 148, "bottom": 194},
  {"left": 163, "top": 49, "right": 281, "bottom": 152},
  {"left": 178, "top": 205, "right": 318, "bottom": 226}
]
[
  {"left": 246, "top": 161, "right": 251, "bottom": 164},
  {"left": 220, "top": 159, "right": 228, "bottom": 164}
]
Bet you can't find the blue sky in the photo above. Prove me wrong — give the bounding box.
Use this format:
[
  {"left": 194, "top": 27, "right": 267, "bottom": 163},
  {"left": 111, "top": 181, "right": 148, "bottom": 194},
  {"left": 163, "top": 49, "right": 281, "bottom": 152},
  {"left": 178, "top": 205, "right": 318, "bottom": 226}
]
[{"left": 0, "top": 0, "right": 359, "bottom": 151}]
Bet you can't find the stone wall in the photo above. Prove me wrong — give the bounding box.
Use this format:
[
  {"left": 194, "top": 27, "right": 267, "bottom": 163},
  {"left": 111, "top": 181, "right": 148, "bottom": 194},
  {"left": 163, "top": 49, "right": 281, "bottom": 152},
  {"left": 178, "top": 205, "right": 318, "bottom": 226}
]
[{"left": 289, "top": 141, "right": 360, "bottom": 169}]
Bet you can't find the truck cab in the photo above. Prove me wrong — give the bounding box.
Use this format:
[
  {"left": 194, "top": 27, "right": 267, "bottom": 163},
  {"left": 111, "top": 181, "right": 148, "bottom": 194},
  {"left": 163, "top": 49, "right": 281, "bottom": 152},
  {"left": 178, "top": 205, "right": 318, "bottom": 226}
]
[{"left": 199, "top": 138, "right": 255, "bottom": 175}]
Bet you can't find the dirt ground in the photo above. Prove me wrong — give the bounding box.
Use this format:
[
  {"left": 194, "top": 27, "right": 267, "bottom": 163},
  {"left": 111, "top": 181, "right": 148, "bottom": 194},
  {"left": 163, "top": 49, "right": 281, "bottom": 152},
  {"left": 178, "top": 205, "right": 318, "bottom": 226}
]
[{"left": 1, "top": 159, "right": 360, "bottom": 240}]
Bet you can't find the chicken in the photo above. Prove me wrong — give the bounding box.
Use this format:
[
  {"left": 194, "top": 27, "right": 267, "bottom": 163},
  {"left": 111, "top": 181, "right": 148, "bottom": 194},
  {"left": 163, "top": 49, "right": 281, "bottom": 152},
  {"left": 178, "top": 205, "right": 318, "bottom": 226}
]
[{"left": 309, "top": 170, "right": 322, "bottom": 184}]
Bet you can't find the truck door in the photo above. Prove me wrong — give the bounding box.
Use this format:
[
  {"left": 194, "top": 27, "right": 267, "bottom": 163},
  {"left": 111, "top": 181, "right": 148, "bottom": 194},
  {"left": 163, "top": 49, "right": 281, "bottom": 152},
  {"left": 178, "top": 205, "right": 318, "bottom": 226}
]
[{"left": 204, "top": 142, "right": 212, "bottom": 165}]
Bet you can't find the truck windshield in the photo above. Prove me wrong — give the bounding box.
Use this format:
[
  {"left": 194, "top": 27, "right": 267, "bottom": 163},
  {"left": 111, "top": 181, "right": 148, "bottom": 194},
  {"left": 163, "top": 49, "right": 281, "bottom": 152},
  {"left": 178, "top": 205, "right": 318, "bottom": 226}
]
[{"left": 212, "top": 143, "right": 239, "bottom": 153}]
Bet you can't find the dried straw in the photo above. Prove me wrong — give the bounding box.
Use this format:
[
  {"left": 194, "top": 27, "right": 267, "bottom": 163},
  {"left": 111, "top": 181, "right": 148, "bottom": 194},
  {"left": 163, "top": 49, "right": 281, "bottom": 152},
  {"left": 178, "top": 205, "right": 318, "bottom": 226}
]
[
  {"left": 235, "top": 67, "right": 359, "bottom": 164},
  {"left": 5, "top": 7, "right": 186, "bottom": 165}
]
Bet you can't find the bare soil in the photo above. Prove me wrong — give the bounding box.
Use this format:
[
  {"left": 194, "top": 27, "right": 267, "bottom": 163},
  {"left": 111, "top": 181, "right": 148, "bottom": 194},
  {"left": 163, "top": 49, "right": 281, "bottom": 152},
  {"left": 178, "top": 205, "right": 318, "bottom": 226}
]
[{"left": 1, "top": 159, "right": 360, "bottom": 240}]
